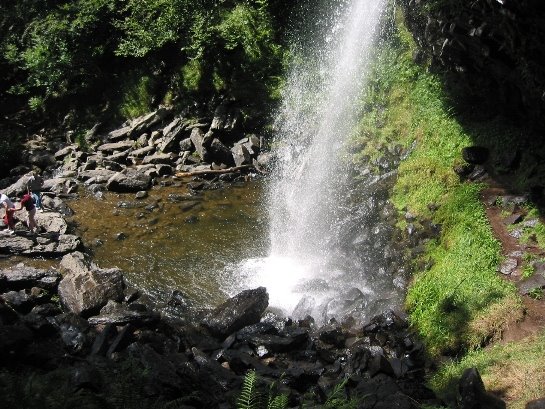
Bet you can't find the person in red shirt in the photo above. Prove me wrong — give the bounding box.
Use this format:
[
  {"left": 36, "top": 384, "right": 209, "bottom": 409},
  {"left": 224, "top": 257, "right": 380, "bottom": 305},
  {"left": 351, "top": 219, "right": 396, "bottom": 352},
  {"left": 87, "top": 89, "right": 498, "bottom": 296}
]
[{"left": 16, "top": 190, "right": 37, "bottom": 234}]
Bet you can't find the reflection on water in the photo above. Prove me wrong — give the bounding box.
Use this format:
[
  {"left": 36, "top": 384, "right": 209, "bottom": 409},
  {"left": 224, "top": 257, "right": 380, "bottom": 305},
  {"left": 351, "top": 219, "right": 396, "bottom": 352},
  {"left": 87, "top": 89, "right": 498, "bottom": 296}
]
[{"left": 67, "top": 180, "right": 267, "bottom": 307}]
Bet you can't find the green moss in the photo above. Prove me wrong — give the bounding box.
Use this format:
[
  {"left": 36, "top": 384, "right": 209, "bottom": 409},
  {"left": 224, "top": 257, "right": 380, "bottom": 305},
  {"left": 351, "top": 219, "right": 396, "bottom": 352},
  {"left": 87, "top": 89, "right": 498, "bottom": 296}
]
[
  {"left": 353, "top": 9, "right": 521, "bottom": 357},
  {"left": 118, "top": 74, "right": 155, "bottom": 119}
]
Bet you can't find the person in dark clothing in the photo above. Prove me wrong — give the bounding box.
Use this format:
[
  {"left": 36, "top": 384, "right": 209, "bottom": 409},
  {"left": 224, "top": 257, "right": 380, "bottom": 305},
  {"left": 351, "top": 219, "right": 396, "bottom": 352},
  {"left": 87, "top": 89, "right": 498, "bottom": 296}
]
[{"left": 16, "top": 190, "right": 37, "bottom": 233}]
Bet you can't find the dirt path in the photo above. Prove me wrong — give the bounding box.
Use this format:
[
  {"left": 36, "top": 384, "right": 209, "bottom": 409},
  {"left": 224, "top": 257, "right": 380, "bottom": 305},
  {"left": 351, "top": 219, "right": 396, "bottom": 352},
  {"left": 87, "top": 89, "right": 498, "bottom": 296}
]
[{"left": 480, "top": 186, "right": 545, "bottom": 343}]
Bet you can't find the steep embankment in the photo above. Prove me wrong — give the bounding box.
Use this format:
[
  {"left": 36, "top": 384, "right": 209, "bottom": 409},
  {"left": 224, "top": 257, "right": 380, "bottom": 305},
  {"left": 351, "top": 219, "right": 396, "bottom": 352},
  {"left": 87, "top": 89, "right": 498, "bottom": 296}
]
[{"left": 350, "top": 4, "right": 545, "bottom": 408}]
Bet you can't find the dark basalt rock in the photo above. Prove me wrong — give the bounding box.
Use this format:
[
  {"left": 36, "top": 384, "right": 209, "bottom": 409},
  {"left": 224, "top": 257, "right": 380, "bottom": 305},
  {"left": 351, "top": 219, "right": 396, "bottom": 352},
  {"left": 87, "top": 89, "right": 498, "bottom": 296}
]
[
  {"left": 202, "top": 287, "right": 269, "bottom": 338},
  {"left": 458, "top": 367, "right": 506, "bottom": 409}
]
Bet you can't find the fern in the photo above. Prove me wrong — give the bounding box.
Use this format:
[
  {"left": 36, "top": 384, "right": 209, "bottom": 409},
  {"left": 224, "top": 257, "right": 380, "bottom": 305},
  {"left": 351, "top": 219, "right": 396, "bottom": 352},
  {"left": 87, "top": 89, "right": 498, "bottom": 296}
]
[
  {"left": 237, "top": 370, "right": 260, "bottom": 409},
  {"left": 267, "top": 394, "right": 288, "bottom": 409},
  {"left": 236, "top": 370, "right": 288, "bottom": 409}
]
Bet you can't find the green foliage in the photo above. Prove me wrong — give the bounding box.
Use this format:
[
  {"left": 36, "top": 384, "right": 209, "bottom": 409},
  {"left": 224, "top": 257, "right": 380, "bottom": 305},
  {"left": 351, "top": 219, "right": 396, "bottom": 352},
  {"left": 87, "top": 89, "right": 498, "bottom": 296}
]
[
  {"left": 236, "top": 370, "right": 288, "bottom": 409},
  {"left": 353, "top": 8, "right": 520, "bottom": 356},
  {"left": 3, "top": 0, "right": 117, "bottom": 108},
  {"left": 1, "top": 0, "right": 293, "bottom": 125},
  {"left": 324, "top": 379, "right": 359, "bottom": 409},
  {"left": 116, "top": 0, "right": 188, "bottom": 57},
  {"left": 118, "top": 74, "right": 156, "bottom": 119}
]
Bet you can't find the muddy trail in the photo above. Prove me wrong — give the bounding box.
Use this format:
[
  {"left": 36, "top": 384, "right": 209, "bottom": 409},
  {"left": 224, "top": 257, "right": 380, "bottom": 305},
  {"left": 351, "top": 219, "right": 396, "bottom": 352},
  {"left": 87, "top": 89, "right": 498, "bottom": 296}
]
[{"left": 481, "top": 183, "right": 545, "bottom": 343}]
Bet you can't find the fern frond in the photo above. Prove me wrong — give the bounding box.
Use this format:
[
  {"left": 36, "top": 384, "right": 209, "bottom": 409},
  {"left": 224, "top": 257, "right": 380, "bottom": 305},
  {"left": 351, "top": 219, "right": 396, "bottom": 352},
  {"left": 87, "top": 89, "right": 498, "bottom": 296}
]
[
  {"left": 236, "top": 370, "right": 260, "bottom": 409},
  {"left": 267, "top": 394, "right": 288, "bottom": 409}
]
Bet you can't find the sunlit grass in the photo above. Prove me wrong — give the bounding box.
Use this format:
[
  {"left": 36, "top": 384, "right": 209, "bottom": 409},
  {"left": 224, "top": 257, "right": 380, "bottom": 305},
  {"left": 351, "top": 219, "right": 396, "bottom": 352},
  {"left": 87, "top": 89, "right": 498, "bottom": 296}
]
[
  {"left": 430, "top": 331, "right": 545, "bottom": 409},
  {"left": 353, "top": 9, "right": 522, "bottom": 357}
]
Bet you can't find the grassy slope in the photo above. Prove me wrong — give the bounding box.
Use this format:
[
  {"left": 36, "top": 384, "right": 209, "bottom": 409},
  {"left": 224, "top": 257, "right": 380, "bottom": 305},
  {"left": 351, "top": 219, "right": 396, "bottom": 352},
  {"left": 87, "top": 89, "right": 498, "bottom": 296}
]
[{"left": 351, "top": 9, "right": 545, "bottom": 408}]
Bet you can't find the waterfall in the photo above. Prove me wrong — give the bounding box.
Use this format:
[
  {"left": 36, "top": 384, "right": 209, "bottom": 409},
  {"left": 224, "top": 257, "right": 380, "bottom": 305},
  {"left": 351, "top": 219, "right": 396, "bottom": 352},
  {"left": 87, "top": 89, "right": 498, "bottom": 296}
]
[{"left": 227, "top": 0, "right": 395, "bottom": 323}]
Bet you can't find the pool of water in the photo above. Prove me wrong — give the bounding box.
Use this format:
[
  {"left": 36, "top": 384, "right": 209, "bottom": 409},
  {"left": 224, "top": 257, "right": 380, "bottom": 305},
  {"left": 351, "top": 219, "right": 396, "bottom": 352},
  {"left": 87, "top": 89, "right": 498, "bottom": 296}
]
[{"left": 66, "top": 180, "right": 268, "bottom": 308}]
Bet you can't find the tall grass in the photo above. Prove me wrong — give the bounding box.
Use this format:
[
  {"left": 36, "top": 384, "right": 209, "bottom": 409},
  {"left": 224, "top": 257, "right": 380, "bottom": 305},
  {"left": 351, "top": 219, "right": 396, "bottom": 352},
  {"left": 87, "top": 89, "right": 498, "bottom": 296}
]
[{"left": 431, "top": 331, "right": 545, "bottom": 409}]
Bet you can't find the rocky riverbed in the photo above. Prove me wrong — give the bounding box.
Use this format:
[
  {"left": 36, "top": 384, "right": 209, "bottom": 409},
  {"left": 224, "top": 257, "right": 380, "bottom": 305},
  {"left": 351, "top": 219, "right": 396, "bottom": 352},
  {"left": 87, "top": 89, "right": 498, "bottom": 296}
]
[{"left": 0, "top": 104, "right": 508, "bottom": 408}]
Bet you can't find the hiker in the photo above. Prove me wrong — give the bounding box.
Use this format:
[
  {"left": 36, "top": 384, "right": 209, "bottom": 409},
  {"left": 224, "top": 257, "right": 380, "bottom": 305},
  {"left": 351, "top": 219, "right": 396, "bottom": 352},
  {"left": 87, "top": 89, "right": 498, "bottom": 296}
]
[
  {"left": 15, "top": 190, "right": 38, "bottom": 234},
  {"left": 0, "top": 193, "right": 16, "bottom": 234},
  {"left": 27, "top": 174, "right": 43, "bottom": 212}
]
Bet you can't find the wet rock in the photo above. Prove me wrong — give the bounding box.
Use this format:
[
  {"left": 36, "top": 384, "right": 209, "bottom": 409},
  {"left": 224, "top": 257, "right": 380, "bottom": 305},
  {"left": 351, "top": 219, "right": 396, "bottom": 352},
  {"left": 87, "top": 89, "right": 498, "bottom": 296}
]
[
  {"left": 58, "top": 252, "right": 125, "bottom": 317},
  {"left": 318, "top": 323, "right": 346, "bottom": 348},
  {"left": 107, "top": 168, "right": 152, "bottom": 193},
  {"left": 78, "top": 169, "right": 117, "bottom": 183},
  {"left": 51, "top": 312, "right": 91, "bottom": 354},
  {"left": 203, "top": 287, "right": 269, "bottom": 338},
  {"left": 527, "top": 398, "right": 545, "bottom": 409},
  {"left": 115, "top": 232, "right": 127, "bottom": 240},
  {"left": 220, "top": 349, "right": 280, "bottom": 377}
]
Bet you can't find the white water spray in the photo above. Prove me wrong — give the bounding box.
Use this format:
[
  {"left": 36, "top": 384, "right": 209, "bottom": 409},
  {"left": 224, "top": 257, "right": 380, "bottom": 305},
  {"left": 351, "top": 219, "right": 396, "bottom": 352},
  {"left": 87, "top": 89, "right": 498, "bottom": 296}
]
[{"left": 228, "top": 0, "right": 389, "bottom": 322}]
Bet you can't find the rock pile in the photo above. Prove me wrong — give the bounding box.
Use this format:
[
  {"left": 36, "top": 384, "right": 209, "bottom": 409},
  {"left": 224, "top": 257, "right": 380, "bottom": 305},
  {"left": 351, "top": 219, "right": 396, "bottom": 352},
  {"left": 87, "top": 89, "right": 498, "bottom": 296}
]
[
  {"left": 0, "top": 259, "right": 450, "bottom": 408},
  {"left": 49, "top": 102, "right": 269, "bottom": 196}
]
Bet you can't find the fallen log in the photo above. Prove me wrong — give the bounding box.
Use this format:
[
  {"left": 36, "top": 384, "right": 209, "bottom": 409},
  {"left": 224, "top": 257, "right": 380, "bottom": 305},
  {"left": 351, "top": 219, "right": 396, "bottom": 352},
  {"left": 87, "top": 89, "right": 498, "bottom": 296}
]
[{"left": 175, "top": 165, "right": 254, "bottom": 178}]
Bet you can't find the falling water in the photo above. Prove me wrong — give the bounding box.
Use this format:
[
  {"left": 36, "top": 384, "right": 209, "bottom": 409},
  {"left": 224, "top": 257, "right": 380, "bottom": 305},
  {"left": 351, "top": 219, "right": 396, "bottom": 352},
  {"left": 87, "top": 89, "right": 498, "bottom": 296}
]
[{"left": 227, "top": 0, "right": 397, "bottom": 323}]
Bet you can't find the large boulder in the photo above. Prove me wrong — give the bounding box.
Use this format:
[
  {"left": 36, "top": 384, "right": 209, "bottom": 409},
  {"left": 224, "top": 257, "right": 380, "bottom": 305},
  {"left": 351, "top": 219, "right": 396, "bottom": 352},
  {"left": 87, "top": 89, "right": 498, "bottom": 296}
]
[
  {"left": 209, "top": 138, "right": 235, "bottom": 166},
  {"left": 35, "top": 211, "right": 68, "bottom": 234},
  {"left": 231, "top": 144, "right": 252, "bottom": 167},
  {"left": 210, "top": 103, "right": 243, "bottom": 142},
  {"left": 457, "top": 367, "right": 506, "bottom": 409},
  {"left": 203, "top": 287, "right": 269, "bottom": 338},
  {"left": 106, "top": 168, "right": 152, "bottom": 192},
  {"left": 190, "top": 128, "right": 209, "bottom": 161},
  {"left": 158, "top": 117, "right": 188, "bottom": 153},
  {"left": 128, "top": 107, "right": 172, "bottom": 138},
  {"left": 58, "top": 252, "right": 125, "bottom": 317}
]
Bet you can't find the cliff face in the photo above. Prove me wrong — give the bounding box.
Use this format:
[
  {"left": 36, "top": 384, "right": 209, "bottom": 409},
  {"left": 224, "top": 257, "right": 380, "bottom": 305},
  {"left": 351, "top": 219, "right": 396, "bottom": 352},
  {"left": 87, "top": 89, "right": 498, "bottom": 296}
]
[{"left": 399, "top": 0, "right": 545, "bottom": 131}]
